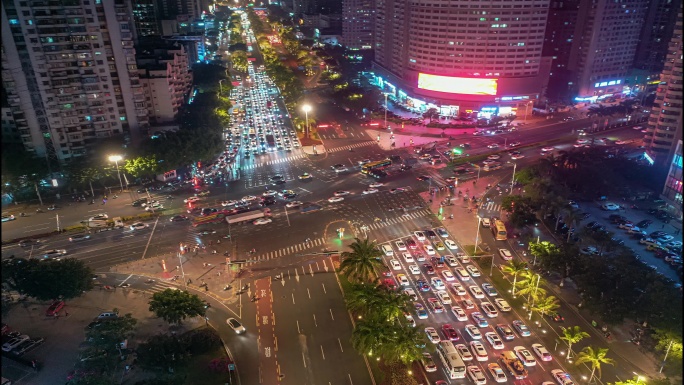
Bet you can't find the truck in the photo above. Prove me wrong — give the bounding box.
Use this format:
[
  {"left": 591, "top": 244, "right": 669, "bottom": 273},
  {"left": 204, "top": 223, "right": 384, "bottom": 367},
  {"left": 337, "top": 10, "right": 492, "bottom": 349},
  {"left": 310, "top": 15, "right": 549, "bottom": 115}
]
[
  {"left": 192, "top": 211, "right": 234, "bottom": 227},
  {"left": 226, "top": 209, "right": 271, "bottom": 224},
  {"left": 266, "top": 134, "right": 276, "bottom": 151},
  {"left": 500, "top": 351, "right": 528, "bottom": 380},
  {"left": 300, "top": 203, "right": 322, "bottom": 213},
  {"left": 84, "top": 217, "right": 124, "bottom": 229},
  {"left": 414, "top": 142, "right": 437, "bottom": 154}
]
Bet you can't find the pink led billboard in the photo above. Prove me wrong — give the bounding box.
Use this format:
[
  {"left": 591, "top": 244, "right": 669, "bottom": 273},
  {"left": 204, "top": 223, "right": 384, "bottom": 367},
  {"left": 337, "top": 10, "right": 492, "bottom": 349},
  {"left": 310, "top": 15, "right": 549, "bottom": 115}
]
[{"left": 417, "top": 73, "right": 498, "bottom": 96}]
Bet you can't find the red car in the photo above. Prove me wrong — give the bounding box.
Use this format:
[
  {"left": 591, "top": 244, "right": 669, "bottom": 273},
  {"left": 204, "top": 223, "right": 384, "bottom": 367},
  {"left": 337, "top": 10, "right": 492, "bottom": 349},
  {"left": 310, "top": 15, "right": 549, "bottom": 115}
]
[
  {"left": 406, "top": 239, "right": 418, "bottom": 249},
  {"left": 442, "top": 324, "right": 460, "bottom": 341},
  {"left": 383, "top": 278, "right": 397, "bottom": 290}
]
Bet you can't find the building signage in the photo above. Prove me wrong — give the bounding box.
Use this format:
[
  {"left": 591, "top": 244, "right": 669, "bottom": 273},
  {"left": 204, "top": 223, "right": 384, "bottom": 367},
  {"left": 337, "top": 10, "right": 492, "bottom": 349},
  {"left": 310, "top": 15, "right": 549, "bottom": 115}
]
[{"left": 418, "top": 73, "right": 498, "bottom": 96}]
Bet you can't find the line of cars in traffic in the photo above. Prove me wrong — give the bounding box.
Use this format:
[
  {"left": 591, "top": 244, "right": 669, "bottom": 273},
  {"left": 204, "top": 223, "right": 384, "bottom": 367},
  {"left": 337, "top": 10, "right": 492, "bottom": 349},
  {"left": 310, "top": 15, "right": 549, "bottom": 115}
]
[{"left": 377, "top": 228, "right": 568, "bottom": 384}]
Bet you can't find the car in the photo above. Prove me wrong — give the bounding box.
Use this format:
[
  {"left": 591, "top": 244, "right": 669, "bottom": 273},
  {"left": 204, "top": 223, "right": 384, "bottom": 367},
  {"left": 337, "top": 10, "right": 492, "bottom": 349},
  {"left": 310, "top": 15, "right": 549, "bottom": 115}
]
[
  {"left": 262, "top": 190, "right": 278, "bottom": 197},
  {"left": 471, "top": 312, "right": 489, "bottom": 328},
  {"left": 487, "top": 143, "right": 499, "bottom": 149},
  {"left": 389, "top": 259, "right": 401, "bottom": 270},
  {"left": 428, "top": 298, "right": 445, "bottom": 313},
  {"left": 333, "top": 190, "right": 351, "bottom": 197},
  {"left": 2, "top": 335, "right": 30, "bottom": 352},
  {"left": 298, "top": 173, "right": 313, "bottom": 180},
  {"left": 457, "top": 252, "right": 471, "bottom": 264},
  {"left": 404, "top": 288, "right": 418, "bottom": 301},
  {"left": 414, "top": 231, "right": 426, "bottom": 241},
  {"left": 551, "top": 369, "right": 576, "bottom": 385},
  {"left": 465, "top": 324, "right": 482, "bottom": 339},
  {"left": 451, "top": 283, "right": 467, "bottom": 296},
  {"left": 328, "top": 196, "right": 344, "bottom": 203},
  {"left": 511, "top": 154, "right": 525, "bottom": 160},
  {"left": 442, "top": 270, "right": 455, "bottom": 281},
  {"left": 514, "top": 346, "right": 537, "bottom": 366},
  {"left": 220, "top": 200, "right": 238, "bottom": 207},
  {"left": 18, "top": 239, "right": 41, "bottom": 248},
  {"left": 416, "top": 279, "right": 430, "bottom": 292},
  {"left": 469, "top": 285, "right": 485, "bottom": 299},
  {"left": 496, "top": 324, "right": 515, "bottom": 341},
  {"left": 498, "top": 248, "right": 513, "bottom": 260},
  {"left": 512, "top": 320, "right": 531, "bottom": 336},
  {"left": 531, "top": 343, "right": 553, "bottom": 361},
  {"left": 362, "top": 188, "right": 379, "bottom": 194},
  {"left": 488, "top": 363, "right": 508, "bottom": 383},
  {"left": 184, "top": 196, "right": 200, "bottom": 204},
  {"left": 144, "top": 203, "right": 164, "bottom": 211},
  {"left": 444, "top": 239, "right": 458, "bottom": 250},
  {"left": 425, "top": 327, "right": 441, "bottom": 343},
  {"left": 423, "top": 244, "right": 435, "bottom": 255},
  {"left": 404, "top": 313, "right": 416, "bottom": 327},
  {"left": 541, "top": 146, "right": 555, "bottom": 152},
  {"left": 618, "top": 222, "right": 635, "bottom": 230},
  {"left": 422, "top": 352, "right": 437, "bottom": 372},
  {"left": 406, "top": 239, "right": 418, "bottom": 249},
  {"left": 69, "top": 234, "right": 92, "bottom": 242},
  {"left": 436, "top": 227, "right": 449, "bottom": 237},
  {"left": 455, "top": 267, "right": 471, "bottom": 281},
  {"left": 430, "top": 277, "right": 445, "bottom": 290},
  {"left": 286, "top": 201, "right": 302, "bottom": 208},
  {"left": 395, "top": 241, "right": 407, "bottom": 250},
  {"left": 416, "top": 175, "right": 431, "bottom": 181},
  {"left": 442, "top": 324, "right": 460, "bottom": 341},
  {"left": 466, "top": 265, "right": 481, "bottom": 277},
  {"left": 451, "top": 305, "right": 468, "bottom": 321},
  {"left": 446, "top": 255, "right": 459, "bottom": 267},
  {"left": 640, "top": 238, "right": 661, "bottom": 247},
  {"left": 402, "top": 253, "right": 415, "bottom": 263},
  {"left": 226, "top": 318, "right": 246, "bottom": 334},
  {"left": 494, "top": 298, "right": 511, "bottom": 312},
  {"left": 241, "top": 195, "right": 259, "bottom": 202},
  {"left": 601, "top": 203, "right": 620, "bottom": 211},
  {"left": 431, "top": 256, "right": 445, "bottom": 268},
  {"left": 482, "top": 159, "right": 498, "bottom": 166},
  {"left": 580, "top": 246, "right": 600, "bottom": 255},
  {"left": 649, "top": 230, "right": 668, "bottom": 238},
  {"left": 470, "top": 341, "right": 489, "bottom": 361},
  {"left": 2, "top": 214, "right": 16, "bottom": 222},
  {"left": 42, "top": 249, "right": 67, "bottom": 260},
  {"left": 435, "top": 241, "right": 446, "bottom": 251},
  {"left": 90, "top": 213, "right": 109, "bottom": 220},
  {"left": 437, "top": 290, "right": 452, "bottom": 304},
  {"left": 269, "top": 174, "right": 284, "bottom": 182},
  {"left": 279, "top": 190, "right": 297, "bottom": 199},
  {"left": 397, "top": 274, "right": 410, "bottom": 286},
  {"left": 627, "top": 227, "right": 645, "bottom": 235},
  {"left": 130, "top": 222, "right": 148, "bottom": 230},
  {"left": 482, "top": 283, "right": 498, "bottom": 297},
  {"left": 668, "top": 241, "right": 682, "bottom": 249},
  {"left": 408, "top": 264, "right": 420, "bottom": 275},
  {"left": 485, "top": 331, "right": 505, "bottom": 350},
  {"left": 657, "top": 234, "right": 675, "bottom": 243},
  {"left": 11, "top": 337, "right": 44, "bottom": 356},
  {"left": 636, "top": 219, "right": 653, "bottom": 228},
  {"left": 415, "top": 303, "right": 428, "bottom": 319},
  {"left": 548, "top": 313, "right": 565, "bottom": 322},
  {"left": 369, "top": 182, "right": 384, "bottom": 188},
  {"left": 481, "top": 302, "right": 499, "bottom": 318}
]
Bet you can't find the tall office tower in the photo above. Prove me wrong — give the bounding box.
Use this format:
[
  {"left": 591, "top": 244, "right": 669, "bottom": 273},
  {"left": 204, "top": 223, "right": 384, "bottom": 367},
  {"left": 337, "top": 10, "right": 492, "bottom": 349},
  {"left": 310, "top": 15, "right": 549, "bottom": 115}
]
[
  {"left": 643, "top": 10, "right": 683, "bottom": 165},
  {"left": 634, "top": 0, "right": 682, "bottom": 74},
  {"left": 542, "top": 0, "right": 581, "bottom": 102},
  {"left": 661, "top": 140, "right": 682, "bottom": 219},
  {"left": 156, "top": 0, "right": 202, "bottom": 20},
  {"left": 1, "top": 0, "right": 147, "bottom": 163},
  {"left": 568, "top": 0, "right": 649, "bottom": 99},
  {"left": 372, "top": 0, "right": 552, "bottom": 118},
  {"left": 342, "top": 0, "right": 374, "bottom": 50},
  {"left": 131, "top": 0, "right": 161, "bottom": 39}
]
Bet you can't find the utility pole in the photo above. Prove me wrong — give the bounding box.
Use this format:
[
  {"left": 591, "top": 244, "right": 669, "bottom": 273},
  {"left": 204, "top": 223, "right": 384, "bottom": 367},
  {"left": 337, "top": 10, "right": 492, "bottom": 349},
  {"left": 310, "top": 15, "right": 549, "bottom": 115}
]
[{"left": 510, "top": 162, "right": 517, "bottom": 195}]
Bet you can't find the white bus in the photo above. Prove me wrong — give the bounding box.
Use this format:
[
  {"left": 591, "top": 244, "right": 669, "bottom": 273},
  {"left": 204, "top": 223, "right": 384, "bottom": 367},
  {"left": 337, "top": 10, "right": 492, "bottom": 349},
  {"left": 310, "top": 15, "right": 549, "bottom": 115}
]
[{"left": 437, "top": 341, "right": 467, "bottom": 379}]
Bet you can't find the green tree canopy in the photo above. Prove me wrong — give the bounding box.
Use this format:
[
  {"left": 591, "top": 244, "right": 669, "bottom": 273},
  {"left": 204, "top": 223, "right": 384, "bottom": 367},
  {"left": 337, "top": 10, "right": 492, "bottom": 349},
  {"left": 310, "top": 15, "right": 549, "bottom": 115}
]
[
  {"left": 339, "top": 238, "right": 385, "bottom": 283},
  {"left": 2, "top": 258, "right": 94, "bottom": 301},
  {"left": 123, "top": 155, "right": 160, "bottom": 179},
  {"left": 148, "top": 289, "right": 206, "bottom": 325}
]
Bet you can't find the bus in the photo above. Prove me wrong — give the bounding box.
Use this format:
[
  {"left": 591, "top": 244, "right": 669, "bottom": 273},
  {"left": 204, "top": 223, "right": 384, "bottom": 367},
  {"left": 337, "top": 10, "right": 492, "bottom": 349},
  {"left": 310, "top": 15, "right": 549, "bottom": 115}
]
[
  {"left": 491, "top": 219, "right": 508, "bottom": 241},
  {"left": 266, "top": 135, "right": 276, "bottom": 151},
  {"left": 436, "top": 341, "right": 466, "bottom": 379},
  {"left": 361, "top": 159, "right": 392, "bottom": 174}
]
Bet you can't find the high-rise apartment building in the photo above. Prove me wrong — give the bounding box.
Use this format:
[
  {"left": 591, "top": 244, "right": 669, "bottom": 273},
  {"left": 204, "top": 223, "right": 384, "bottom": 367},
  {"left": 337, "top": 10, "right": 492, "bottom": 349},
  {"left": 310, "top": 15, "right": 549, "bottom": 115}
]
[
  {"left": 131, "top": 0, "right": 161, "bottom": 38},
  {"left": 542, "top": 0, "right": 580, "bottom": 102},
  {"left": 661, "top": 140, "right": 682, "bottom": 219},
  {"left": 643, "top": 10, "right": 683, "bottom": 165},
  {"left": 341, "top": 0, "right": 374, "bottom": 50},
  {"left": 1, "top": 0, "right": 147, "bottom": 163},
  {"left": 633, "top": 0, "right": 682, "bottom": 74},
  {"left": 568, "top": 0, "right": 649, "bottom": 100},
  {"left": 371, "top": 0, "right": 552, "bottom": 119}
]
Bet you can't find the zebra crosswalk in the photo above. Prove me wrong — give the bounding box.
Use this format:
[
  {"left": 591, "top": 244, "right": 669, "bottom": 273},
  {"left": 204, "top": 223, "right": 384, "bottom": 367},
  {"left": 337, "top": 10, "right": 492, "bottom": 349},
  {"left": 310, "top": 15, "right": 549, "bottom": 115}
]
[
  {"left": 326, "top": 141, "right": 378, "bottom": 153},
  {"left": 246, "top": 237, "right": 326, "bottom": 265},
  {"left": 480, "top": 201, "right": 502, "bottom": 212},
  {"left": 139, "top": 280, "right": 182, "bottom": 294},
  {"left": 241, "top": 154, "right": 307, "bottom": 170},
  {"left": 363, "top": 209, "right": 433, "bottom": 230}
]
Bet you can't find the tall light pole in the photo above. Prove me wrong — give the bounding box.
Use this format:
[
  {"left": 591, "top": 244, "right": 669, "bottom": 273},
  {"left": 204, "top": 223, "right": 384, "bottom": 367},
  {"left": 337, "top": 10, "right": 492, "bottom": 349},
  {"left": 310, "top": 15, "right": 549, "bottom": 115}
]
[
  {"left": 524, "top": 101, "right": 533, "bottom": 123},
  {"left": 108, "top": 155, "right": 124, "bottom": 193},
  {"left": 474, "top": 216, "right": 482, "bottom": 253},
  {"left": 384, "top": 93, "right": 389, "bottom": 130},
  {"left": 302, "top": 104, "right": 312, "bottom": 138},
  {"left": 510, "top": 162, "right": 517, "bottom": 195},
  {"left": 218, "top": 79, "right": 226, "bottom": 95}
]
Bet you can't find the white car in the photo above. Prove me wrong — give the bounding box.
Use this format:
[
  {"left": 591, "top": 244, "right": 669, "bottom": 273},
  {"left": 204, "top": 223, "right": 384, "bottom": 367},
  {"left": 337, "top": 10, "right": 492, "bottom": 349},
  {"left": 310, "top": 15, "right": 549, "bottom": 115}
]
[
  {"left": 457, "top": 252, "right": 471, "bottom": 264},
  {"left": 480, "top": 301, "right": 499, "bottom": 318},
  {"left": 425, "top": 327, "right": 441, "bottom": 344},
  {"left": 405, "top": 313, "right": 416, "bottom": 327},
  {"left": 390, "top": 259, "right": 402, "bottom": 270},
  {"left": 286, "top": 201, "right": 302, "bottom": 208},
  {"left": 414, "top": 231, "right": 426, "bottom": 241},
  {"left": 464, "top": 324, "right": 482, "bottom": 339},
  {"left": 408, "top": 264, "right": 421, "bottom": 275},
  {"left": 552, "top": 369, "right": 576, "bottom": 385},
  {"left": 333, "top": 190, "right": 351, "bottom": 196},
  {"left": 253, "top": 218, "right": 273, "bottom": 225},
  {"left": 89, "top": 213, "right": 109, "bottom": 220},
  {"left": 221, "top": 200, "right": 238, "bottom": 207},
  {"left": 450, "top": 344, "right": 471, "bottom": 362},
  {"left": 397, "top": 274, "right": 410, "bottom": 286},
  {"left": 437, "top": 290, "right": 452, "bottom": 304},
  {"left": 499, "top": 248, "right": 513, "bottom": 260},
  {"left": 531, "top": 343, "right": 553, "bottom": 361},
  {"left": 444, "top": 239, "right": 458, "bottom": 250},
  {"left": 488, "top": 363, "right": 508, "bottom": 383},
  {"left": 402, "top": 252, "right": 415, "bottom": 263},
  {"left": 487, "top": 143, "right": 499, "bottom": 149},
  {"left": 446, "top": 255, "right": 459, "bottom": 267},
  {"left": 369, "top": 182, "right": 384, "bottom": 188},
  {"left": 130, "top": 222, "right": 148, "bottom": 230},
  {"left": 184, "top": 196, "right": 200, "bottom": 203},
  {"left": 514, "top": 346, "right": 537, "bottom": 366},
  {"left": 395, "top": 241, "right": 407, "bottom": 251},
  {"left": 451, "top": 283, "right": 467, "bottom": 296},
  {"left": 485, "top": 332, "right": 505, "bottom": 350},
  {"left": 469, "top": 285, "right": 485, "bottom": 299},
  {"left": 404, "top": 288, "right": 418, "bottom": 301},
  {"left": 226, "top": 318, "right": 246, "bottom": 334},
  {"left": 262, "top": 190, "right": 278, "bottom": 197},
  {"left": 145, "top": 203, "right": 163, "bottom": 211},
  {"left": 2, "top": 335, "right": 30, "bottom": 352},
  {"left": 362, "top": 188, "right": 379, "bottom": 194},
  {"left": 541, "top": 146, "right": 554, "bottom": 152},
  {"left": 423, "top": 244, "right": 435, "bottom": 255},
  {"left": 456, "top": 267, "right": 471, "bottom": 281},
  {"left": 494, "top": 298, "right": 512, "bottom": 312},
  {"left": 487, "top": 154, "right": 501, "bottom": 160},
  {"left": 451, "top": 305, "right": 468, "bottom": 321},
  {"left": 442, "top": 270, "right": 455, "bottom": 281},
  {"left": 511, "top": 154, "right": 525, "bottom": 160},
  {"left": 470, "top": 341, "right": 489, "bottom": 361},
  {"left": 431, "top": 277, "right": 445, "bottom": 290},
  {"left": 328, "top": 196, "right": 345, "bottom": 203},
  {"left": 466, "top": 265, "right": 481, "bottom": 277},
  {"left": 241, "top": 195, "right": 259, "bottom": 202},
  {"left": 601, "top": 203, "right": 620, "bottom": 211}
]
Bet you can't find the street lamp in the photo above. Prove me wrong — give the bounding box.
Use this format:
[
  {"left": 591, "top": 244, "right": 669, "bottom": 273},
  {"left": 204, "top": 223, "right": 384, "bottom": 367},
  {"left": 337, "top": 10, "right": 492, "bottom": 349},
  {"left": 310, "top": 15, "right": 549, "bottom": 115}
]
[
  {"left": 633, "top": 372, "right": 645, "bottom": 385},
  {"left": 108, "top": 155, "right": 124, "bottom": 193},
  {"left": 510, "top": 162, "right": 517, "bottom": 195},
  {"left": 302, "top": 104, "right": 312, "bottom": 138},
  {"left": 524, "top": 100, "right": 534, "bottom": 123},
  {"left": 474, "top": 216, "right": 482, "bottom": 253},
  {"left": 384, "top": 93, "right": 389, "bottom": 130},
  {"left": 218, "top": 79, "right": 226, "bottom": 95}
]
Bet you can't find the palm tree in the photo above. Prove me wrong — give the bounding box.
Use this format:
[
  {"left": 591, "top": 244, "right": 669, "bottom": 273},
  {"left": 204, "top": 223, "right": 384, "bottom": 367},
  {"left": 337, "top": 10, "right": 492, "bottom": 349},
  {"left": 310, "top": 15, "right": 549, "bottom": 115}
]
[
  {"left": 345, "top": 283, "right": 383, "bottom": 316},
  {"left": 563, "top": 209, "right": 582, "bottom": 243},
  {"left": 350, "top": 317, "right": 393, "bottom": 357},
  {"left": 516, "top": 271, "right": 547, "bottom": 302},
  {"left": 527, "top": 294, "right": 560, "bottom": 320},
  {"left": 560, "top": 326, "right": 590, "bottom": 360},
  {"left": 501, "top": 260, "right": 528, "bottom": 296},
  {"left": 387, "top": 323, "right": 425, "bottom": 365},
  {"left": 575, "top": 346, "right": 615, "bottom": 383},
  {"left": 339, "top": 238, "right": 385, "bottom": 283}
]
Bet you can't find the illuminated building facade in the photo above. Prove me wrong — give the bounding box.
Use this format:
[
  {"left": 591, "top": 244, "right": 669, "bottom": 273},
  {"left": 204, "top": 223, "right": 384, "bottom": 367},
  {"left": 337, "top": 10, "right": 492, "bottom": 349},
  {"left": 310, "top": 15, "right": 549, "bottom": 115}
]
[
  {"left": 662, "top": 140, "right": 683, "bottom": 219},
  {"left": 342, "top": 0, "right": 374, "bottom": 50},
  {"left": 643, "top": 10, "right": 683, "bottom": 165},
  {"left": 371, "top": 0, "right": 552, "bottom": 118}
]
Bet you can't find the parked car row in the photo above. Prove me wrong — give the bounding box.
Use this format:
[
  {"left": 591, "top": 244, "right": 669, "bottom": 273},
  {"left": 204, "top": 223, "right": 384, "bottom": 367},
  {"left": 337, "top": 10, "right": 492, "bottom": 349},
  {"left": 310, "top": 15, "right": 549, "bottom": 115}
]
[{"left": 1, "top": 330, "right": 44, "bottom": 356}]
